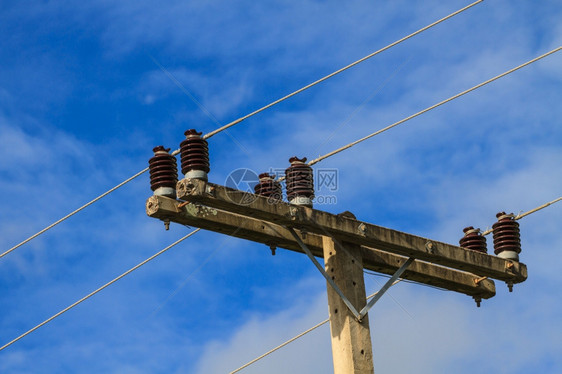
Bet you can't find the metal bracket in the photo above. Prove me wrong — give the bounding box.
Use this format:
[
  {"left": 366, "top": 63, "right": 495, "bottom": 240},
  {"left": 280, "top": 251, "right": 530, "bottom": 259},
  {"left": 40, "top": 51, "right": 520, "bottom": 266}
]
[
  {"left": 287, "top": 227, "right": 362, "bottom": 320},
  {"left": 358, "top": 257, "right": 414, "bottom": 319}
]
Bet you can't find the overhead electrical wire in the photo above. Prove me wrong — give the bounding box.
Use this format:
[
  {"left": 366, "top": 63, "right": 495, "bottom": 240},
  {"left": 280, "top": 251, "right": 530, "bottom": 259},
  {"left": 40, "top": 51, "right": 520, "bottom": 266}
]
[
  {"left": 306, "top": 47, "right": 561, "bottom": 167},
  {"left": 202, "top": 0, "right": 483, "bottom": 140},
  {"left": 275, "top": 46, "right": 561, "bottom": 183},
  {"left": 229, "top": 280, "right": 402, "bottom": 374},
  {"left": 481, "top": 196, "right": 562, "bottom": 236},
  {"left": 0, "top": 1, "right": 481, "bottom": 260},
  {"left": 0, "top": 229, "right": 200, "bottom": 352},
  {"left": 514, "top": 197, "right": 562, "bottom": 220},
  {"left": 0, "top": 169, "right": 149, "bottom": 260},
  {"left": 310, "top": 55, "right": 414, "bottom": 158}
]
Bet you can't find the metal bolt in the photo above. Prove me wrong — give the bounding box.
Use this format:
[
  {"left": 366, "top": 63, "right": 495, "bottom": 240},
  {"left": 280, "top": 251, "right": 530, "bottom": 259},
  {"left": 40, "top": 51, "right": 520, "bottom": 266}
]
[
  {"left": 425, "top": 241, "right": 434, "bottom": 253},
  {"left": 358, "top": 223, "right": 367, "bottom": 235},
  {"left": 474, "top": 276, "right": 488, "bottom": 285},
  {"left": 290, "top": 207, "right": 298, "bottom": 219},
  {"left": 473, "top": 296, "right": 482, "bottom": 307},
  {"left": 164, "top": 219, "right": 170, "bottom": 231},
  {"left": 269, "top": 245, "right": 276, "bottom": 256},
  {"left": 506, "top": 281, "right": 514, "bottom": 292}
]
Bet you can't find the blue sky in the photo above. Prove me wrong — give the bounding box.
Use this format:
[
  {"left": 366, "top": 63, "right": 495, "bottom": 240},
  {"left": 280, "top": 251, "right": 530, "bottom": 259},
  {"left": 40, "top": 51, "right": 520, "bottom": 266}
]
[{"left": 0, "top": 0, "right": 561, "bottom": 373}]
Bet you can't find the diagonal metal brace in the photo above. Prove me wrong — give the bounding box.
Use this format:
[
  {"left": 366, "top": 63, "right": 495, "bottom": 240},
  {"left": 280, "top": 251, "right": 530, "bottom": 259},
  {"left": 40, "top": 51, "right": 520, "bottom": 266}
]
[
  {"left": 359, "top": 257, "right": 414, "bottom": 319},
  {"left": 287, "top": 227, "right": 361, "bottom": 320}
]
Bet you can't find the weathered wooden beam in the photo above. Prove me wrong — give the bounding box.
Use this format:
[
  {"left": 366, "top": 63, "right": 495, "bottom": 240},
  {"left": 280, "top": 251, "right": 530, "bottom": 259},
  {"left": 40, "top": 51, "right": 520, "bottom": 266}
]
[
  {"left": 176, "top": 179, "right": 527, "bottom": 284},
  {"left": 146, "top": 195, "right": 496, "bottom": 299}
]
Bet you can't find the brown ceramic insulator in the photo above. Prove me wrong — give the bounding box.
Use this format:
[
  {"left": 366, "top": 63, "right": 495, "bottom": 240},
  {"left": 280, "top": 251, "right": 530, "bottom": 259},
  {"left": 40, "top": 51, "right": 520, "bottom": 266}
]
[
  {"left": 492, "top": 212, "right": 521, "bottom": 255},
  {"left": 148, "top": 146, "right": 178, "bottom": 191},
  {"left": 285, "top": 156, "right": 314, "bottom": 201},
  {"left": 459, "top": 226, "right": 487, "bottom": 253},
  {"left": 180, "top": 129, "right": 210, "bottom": 175},
  {"left": 254, "top": 173, "right": 282, "bottom": 199}
]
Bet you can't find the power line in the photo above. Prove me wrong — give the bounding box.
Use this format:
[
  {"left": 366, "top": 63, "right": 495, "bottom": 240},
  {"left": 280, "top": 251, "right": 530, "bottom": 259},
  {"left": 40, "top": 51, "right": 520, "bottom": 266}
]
[
  {"left": 0, "top": 229, "right": 200, "bottom": 352},
  {"left": 0, "top": 2, "right": 479, "bottom": 260},
  {"left": 306, "top": 47, "right": 561, "bottom": 167},
  {"left": 310, "top": 55, "right": 414, "bottom": 157},
  {"left": 203, "top": 0, "right": 483, "bottom": 140},
  {"left": 229, "top": 280, "right": 401, "bottom": 374},
  {"left": 481, "top": 196, "right": 562, "bottom": 236},
  {"left": 0, "top": 168, "right": 149, "bottom": 260},
  {"left": 230, "top": 320, "right": 329, "bottom": 374},
  {"left": 515, "top": 196, "right": 562, "bottom": 220},
  {"left": 274, "top": 46, "right": 561, "bottom": 183}
]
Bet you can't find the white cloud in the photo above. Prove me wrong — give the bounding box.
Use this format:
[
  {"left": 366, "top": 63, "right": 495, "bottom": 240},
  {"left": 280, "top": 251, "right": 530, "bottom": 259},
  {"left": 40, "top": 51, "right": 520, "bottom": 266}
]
[
  {"left": 193, "top": 283, "right": 333, "bottom": 374},
  {"left": 137, "top": 67, "right": 253, "bottom": 120}
]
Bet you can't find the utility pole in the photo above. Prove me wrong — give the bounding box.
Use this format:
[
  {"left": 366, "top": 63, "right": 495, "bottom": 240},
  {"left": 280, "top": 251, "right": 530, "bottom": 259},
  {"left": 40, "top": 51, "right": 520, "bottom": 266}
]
[
  {"left": 146, "top": 177, "right": 526, "bottom": 373},
  {"left": 323, "top": 236, "right": 374, "bottom": 373}
]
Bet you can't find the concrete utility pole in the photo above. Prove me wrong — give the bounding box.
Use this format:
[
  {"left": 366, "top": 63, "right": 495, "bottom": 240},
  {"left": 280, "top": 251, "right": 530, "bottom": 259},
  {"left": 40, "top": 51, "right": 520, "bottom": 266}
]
[
  {"left": 323, "top": 236, "right": 374, "bottom": 373},
  {"left": 146, "top": 178, "right": 527, "bottom": 373}
]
